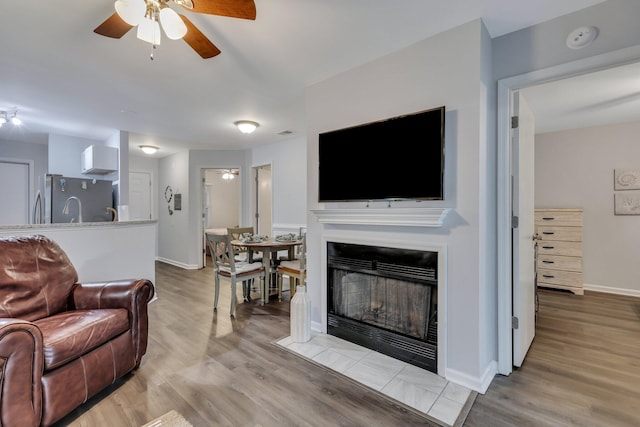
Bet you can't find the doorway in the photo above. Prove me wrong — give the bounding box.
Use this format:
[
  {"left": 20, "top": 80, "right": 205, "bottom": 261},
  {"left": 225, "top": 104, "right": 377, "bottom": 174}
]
[
  {"left": 201, "top": 168, "right": 241, "bottom": 265},
  {"left": 129, "top": 171, "right": 152, "bottom": 220},
  {"left": 0, "top": 158, "right": 33, "bottom": 225},
  {"left": 252, "top": 164, "right": 272, "bottom": 237},
  {"left": 497, "top": 46, "right": 640, "bottom": 375}
]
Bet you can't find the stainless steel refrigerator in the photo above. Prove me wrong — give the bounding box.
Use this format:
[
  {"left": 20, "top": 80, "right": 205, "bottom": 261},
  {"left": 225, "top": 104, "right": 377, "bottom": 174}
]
[{"left": 44, "top": 174, "right": 114, "bottom": 223}]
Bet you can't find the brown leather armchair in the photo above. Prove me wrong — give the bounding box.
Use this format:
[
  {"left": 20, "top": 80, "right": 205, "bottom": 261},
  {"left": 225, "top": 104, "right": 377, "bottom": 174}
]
[{"left": 0, "top": 235, "right": 154, "bottom": 426}]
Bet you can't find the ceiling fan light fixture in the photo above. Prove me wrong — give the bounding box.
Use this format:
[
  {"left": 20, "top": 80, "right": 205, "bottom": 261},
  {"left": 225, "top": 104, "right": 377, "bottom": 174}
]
[
  {"left": 114, "top": 0, "right": 146, "bottom": 26},
  {"left": 159, "top": 8, "right": 187, "bottom": 40},
  {"left": 222, "top": 171, "right": 235, "bottom": 180},
  {"left": 234, "top": 120, "right": 259, "bottom": 134},
  {"left": 139, "top": 145, "right": 159, "bottom": 154},
  {"left": 0, "top": 110, "right": 20, "bottom": 127},
  {"left": 137, "top": 16, "right": 161, "bottom": 45}
]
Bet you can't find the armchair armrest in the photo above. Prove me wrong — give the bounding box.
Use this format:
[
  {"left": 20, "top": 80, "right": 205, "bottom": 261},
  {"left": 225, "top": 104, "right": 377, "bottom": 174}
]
[
  {"left": 0, "top": 319, "right": 43, "bottom": 427},
  {"left": 70, "top": 279, "right": 154, "bottom": 367}
]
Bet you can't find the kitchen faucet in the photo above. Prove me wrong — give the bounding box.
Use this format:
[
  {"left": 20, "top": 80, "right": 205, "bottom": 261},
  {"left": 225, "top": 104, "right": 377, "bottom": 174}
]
[{"left": 62, "top": 196, "right": 83, "bottom": 223}]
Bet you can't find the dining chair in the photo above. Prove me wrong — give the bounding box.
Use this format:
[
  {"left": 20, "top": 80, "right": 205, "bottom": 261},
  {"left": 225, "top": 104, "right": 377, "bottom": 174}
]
[
  {"left": 227, "top": 226, "right": 262, "bottom": 262},
  {"left": 276, "top": 233, "right": 306, "bottom": 301},
  {"left": 206, "top": 232, "right": 265, "bottom": 316}
]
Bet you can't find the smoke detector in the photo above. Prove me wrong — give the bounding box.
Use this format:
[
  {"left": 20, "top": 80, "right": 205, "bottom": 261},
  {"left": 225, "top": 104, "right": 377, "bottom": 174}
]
[{"left": 566, "top": 26, "right": 598, "bottom": 50}]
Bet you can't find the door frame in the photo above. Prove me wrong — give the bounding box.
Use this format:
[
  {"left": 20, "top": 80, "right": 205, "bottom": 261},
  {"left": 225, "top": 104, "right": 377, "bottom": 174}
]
[
  {"left": 129, "top": 170, "right": 153, "bottom": 220},
  {"left": 251, "top": 163, "right": 273, "bottom": 236},
  {"left": 0, "top": 157, "right": 35, "bottom": 225},
  {"left": 197, "top": 166, "right": 243, "bottom": 268},
  {"left": 497, "top": 45, "right": 640, "bottom": 375}
]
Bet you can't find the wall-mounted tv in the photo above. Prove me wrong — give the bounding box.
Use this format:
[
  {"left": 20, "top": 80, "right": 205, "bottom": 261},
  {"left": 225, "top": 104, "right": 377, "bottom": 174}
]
[{"left": 318, "top": 106, "right": 445, "bottom": 202}]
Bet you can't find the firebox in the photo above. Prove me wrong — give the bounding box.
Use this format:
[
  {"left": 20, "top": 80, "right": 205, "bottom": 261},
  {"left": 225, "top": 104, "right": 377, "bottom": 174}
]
[{"left": 327, "top": 242, "right": 438, "bottom": 373}]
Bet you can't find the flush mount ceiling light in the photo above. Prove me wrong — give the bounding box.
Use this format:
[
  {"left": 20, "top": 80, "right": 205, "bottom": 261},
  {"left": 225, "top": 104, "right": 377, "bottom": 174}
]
[
  {"left": 93, "top": 0, "right": 257, "bottom": 60},
  {"left": 139, "top": 145, "right": 159, "bottom": 154},
  {"left": 234, "top": 120, "right": 259, "bottom": 134},
  {"left": 566, "top": 26, "right": 598, "bottom": 50},
  {"left": 0, "top": 110, "right": 22, "bottom": 128}
]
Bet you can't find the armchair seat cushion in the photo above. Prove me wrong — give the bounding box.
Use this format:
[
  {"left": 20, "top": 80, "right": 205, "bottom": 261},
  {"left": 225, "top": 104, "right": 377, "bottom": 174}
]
[{"left": 34, "top": 308, "right": 129, "bottom": 370}]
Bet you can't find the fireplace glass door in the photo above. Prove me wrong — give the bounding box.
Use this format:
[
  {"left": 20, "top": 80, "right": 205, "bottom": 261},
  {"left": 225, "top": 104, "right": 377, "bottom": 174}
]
[{"left": 327, "top": 242, "right": 438, "bottom": 372}]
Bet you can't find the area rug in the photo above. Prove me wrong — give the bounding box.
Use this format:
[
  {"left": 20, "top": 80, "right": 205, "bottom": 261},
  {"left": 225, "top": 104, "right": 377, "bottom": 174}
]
[{"left": 141, "top": 410, "right": 193, "bottom": 427}]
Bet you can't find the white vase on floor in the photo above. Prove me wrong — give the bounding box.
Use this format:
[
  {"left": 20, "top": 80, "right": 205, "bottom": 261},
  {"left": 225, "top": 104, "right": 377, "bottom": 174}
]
[{"left": 290, "top": 284, "right": 311, "bottom": 342}]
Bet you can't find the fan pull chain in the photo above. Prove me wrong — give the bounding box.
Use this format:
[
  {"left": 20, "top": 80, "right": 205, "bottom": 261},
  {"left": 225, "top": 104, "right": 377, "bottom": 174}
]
[{"left": 150, "top": 43, "right": 157, "bottom": 61}]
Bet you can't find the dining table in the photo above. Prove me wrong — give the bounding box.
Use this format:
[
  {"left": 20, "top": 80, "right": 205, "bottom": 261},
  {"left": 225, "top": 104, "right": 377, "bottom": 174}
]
[{"left": 230, "top": 237, "right": 302, "bottom": 305}]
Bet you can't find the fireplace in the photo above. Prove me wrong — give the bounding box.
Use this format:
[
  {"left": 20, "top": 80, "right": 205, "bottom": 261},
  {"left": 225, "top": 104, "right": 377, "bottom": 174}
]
[{"left": 326, "top": 242, "right": 438, "bottom": 373}]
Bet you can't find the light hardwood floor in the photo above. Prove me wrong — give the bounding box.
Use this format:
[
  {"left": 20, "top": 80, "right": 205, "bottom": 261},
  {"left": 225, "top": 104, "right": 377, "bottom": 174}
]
[
  {"left": 465, "top": 288, "right": 640, "bottom": 426},
  {"left": 56, "top": 263, "right": 640, "bottom": 426},
  {"left": 57, "top": 261, "right": 439, "bottom": 426}
]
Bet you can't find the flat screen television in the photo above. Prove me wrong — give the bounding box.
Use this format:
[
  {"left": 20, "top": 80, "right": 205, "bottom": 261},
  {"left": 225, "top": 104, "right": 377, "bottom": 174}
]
[{"left": 318, "top": 106, "right": 445, "bottom": 202}]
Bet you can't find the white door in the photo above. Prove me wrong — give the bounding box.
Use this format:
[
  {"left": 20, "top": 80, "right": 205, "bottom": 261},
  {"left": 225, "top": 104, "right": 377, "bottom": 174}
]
[
  {"left": 0, "top": 160, "right": 30, "bottom": 225},
  {"left": 253, "top": 165, "right": 272, "bottom": 237},
  {"left": 512, "top": 91, "right": 536, "bottom": 367},
  {"left": 129, "top": 172, "right": 152, "bottom": 220}
]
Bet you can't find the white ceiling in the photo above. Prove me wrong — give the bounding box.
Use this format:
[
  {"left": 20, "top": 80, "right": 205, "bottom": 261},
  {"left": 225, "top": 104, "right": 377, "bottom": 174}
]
[
  {"left": 0, "top": 0, "right": 607, "bottom": 156},
  {"left": 522, "top": 61, "right": 640, "bottom": 134}
]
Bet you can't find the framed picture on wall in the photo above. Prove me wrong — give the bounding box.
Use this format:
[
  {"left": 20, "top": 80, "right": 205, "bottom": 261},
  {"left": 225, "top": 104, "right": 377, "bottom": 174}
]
[
  {"left": 614, "top": 191, "right": 640, "bottom": 215},
  {"left": 614, "top": 169, "right": 640, "bottom": 190}
]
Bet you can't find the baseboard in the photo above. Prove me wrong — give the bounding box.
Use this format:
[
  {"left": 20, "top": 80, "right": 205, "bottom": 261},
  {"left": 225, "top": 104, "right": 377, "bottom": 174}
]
[
  {"left": 311, "top": 321, "right": 322, "bottom": 332},
  {"left": 445, "top": 360, "right": 497, "bottom": 394},
  {"left": 583, "top": 283, "right": 640, "bottom": 297},
  {"left": 156, "top": 257, "right": 199, "bottom": 270}
]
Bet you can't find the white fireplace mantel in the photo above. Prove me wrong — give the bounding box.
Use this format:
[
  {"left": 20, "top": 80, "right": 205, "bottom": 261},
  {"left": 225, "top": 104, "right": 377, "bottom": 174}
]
[{"left": 311, "top": 207, "right": 451, "bottom": 228}]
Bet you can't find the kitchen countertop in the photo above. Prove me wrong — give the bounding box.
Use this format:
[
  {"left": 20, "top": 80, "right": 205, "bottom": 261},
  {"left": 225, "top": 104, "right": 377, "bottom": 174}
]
[{"left": 0, "top": 220, "right": 157, "bottom": 230}]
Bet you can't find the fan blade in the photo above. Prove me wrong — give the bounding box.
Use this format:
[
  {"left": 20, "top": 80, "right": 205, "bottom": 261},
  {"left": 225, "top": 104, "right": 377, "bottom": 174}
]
[
  {"left": 180, "top": 15, "right": 221, "bottom": 59},
  {"left": 94, "top": 12, "right": 134, "bottom": 39},
  {"left": 189, "top": 0, "right": 256, "bottom": 20}
]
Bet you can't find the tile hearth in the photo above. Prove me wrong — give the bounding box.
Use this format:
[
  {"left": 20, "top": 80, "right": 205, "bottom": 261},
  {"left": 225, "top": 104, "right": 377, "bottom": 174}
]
[{"left": 276, "top": 333, "right": 474, "bottom": 427}]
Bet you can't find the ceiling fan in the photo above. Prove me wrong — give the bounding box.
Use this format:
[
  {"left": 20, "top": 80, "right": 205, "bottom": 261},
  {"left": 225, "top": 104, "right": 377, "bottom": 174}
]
[
  {"left": 218, "top": 169, "right": 239, "bottom": 180},
  {"left": 94, "top": 0, "right": 256, "bottom": 59}
]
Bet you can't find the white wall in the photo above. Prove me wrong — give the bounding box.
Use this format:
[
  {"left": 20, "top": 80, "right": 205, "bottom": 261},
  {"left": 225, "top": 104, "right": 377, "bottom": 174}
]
[
  {"left": 156, "top": 143, "right": 308, "bottom": 269},
  {"left": 306, "top": 20, "right": 496, "bottom": 391},
  {"left": 157, "top": 150, "right": 192, "bottom": 268},
  {"left": 252, "top": 136, "right": 307, "bottom": 233},
  {"left": 493, "top": 1, "right": 640, "bottom": 81},
  {"left": 48, "top": 133, "right": 117, "bottom": 180},
  {"left": 0, "top": 139, "right": 48, "bottom": 218},
  {"left": 203, "top": 169, "right": 240, "bottom": 229},
  {"left": 0, "top": 139, "right": 48, "bottom": 183},
  {"left": 129, "top": 153, "right": 159, "bottom": 220},
  {"left": 535, "top": 121, "right": 640, "bottom": 295},
  {"left": 0, "top": 222, "right": 157, "bottom": 285},
  {"left": 186, "top": 149, "right": 248, "bottom": 269}
]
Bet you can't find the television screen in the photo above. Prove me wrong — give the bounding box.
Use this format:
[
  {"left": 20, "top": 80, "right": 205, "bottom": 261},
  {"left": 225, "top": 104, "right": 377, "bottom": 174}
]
[{"left": 318, "top": 106, "right": 445, "bottom": 202}]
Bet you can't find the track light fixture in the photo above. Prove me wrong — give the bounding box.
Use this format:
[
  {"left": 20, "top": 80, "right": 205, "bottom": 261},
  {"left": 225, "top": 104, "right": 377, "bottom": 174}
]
[{"left": 0, "top": 110, "right": 21, "bottom": 128}]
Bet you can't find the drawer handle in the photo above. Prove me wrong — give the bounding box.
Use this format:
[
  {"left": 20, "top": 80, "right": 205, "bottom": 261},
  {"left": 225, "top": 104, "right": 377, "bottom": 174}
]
[
  {"left": 542, "top": 275, "right": 555, "bottom": 279},
  {"left": 542, "top": 217, "right": 555, "bottom": 220},
  {"left": 542, "top": 232, "right": 555, "bottom": 235},
  {"left": 542, "top": 260, "right": 554, "bottom": 264},
  {"left": 542, "top": 246, "right": 555, "bottom": 249}
]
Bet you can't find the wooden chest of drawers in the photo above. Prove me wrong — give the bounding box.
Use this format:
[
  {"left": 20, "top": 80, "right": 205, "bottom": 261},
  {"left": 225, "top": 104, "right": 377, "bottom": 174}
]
[{"left": 535, "top": 208, "right": 583, "bottom": 295}]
